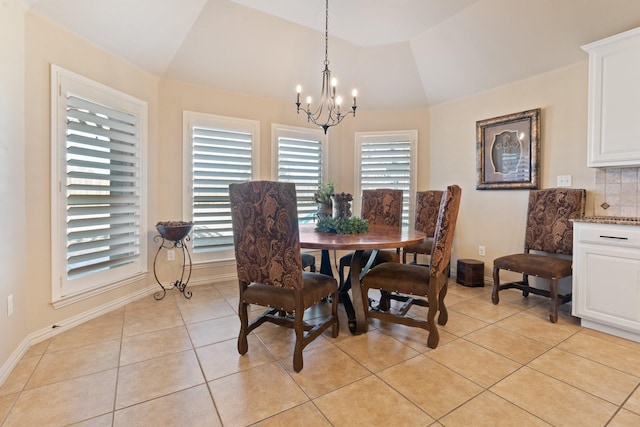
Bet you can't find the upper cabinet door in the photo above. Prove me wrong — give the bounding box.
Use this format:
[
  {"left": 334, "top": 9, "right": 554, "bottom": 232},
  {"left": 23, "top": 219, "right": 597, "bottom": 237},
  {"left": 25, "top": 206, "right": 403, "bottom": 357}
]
[{"left": 583, "top": 27, "right": 640, "bottom": 168}]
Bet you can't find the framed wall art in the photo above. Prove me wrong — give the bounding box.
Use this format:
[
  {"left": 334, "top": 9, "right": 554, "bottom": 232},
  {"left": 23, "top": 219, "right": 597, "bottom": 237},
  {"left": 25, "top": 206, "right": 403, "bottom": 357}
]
[{"left": 476, "top": 108, "right": 540, "bottom": 190}]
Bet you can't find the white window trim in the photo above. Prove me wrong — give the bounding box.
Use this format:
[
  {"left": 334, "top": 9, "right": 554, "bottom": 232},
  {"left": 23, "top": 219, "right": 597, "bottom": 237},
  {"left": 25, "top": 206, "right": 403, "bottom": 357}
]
[
  {"left": 50, "top": 65, "right": 148, "bottom": 305},
  {"left": 354, "top": 130, "right": 418, "bottom": 227},
  {"left": 182, "top": 111, "right": 260, "bottom": 263}
]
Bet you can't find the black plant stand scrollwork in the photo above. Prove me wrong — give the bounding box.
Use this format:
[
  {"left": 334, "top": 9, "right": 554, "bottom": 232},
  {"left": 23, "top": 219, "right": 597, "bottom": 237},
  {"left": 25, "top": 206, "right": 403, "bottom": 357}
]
[{"left": 153, "top": 223, "right": 193, "bottom": 300}]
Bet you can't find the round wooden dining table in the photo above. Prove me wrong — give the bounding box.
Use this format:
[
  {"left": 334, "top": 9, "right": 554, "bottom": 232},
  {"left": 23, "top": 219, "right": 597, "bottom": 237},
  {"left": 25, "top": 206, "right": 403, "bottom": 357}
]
[{"left": 298, "top": 223, "right": 426, "bottom": 334}]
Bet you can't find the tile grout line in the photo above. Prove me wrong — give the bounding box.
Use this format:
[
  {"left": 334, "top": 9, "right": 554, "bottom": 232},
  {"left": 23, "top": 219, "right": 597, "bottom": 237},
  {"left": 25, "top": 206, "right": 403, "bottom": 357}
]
[{"left": 172, "top": 288, "right": 227, "bottom": 427}]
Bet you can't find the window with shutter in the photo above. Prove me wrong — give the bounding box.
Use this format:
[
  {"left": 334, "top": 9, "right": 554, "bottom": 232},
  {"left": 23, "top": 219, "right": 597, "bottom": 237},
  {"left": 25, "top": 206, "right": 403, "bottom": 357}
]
[
  {"left": 272, "top": 124, "right": 327, "bottom": 223},
  {"left": 183, "top": 112, "right": 260, "bottom": 262},
  {"left": 355, "top": 131, "right": 417, "bottom": 227},
  {"left": 51, "top": 66, "right": 148, "bottom": 304}
]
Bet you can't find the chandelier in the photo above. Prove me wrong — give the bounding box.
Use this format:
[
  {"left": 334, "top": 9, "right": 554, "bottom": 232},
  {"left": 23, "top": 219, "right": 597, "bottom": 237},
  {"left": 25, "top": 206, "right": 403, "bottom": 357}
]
[{"left": 295, "top": 0, "right": 357, "bottom": 134}]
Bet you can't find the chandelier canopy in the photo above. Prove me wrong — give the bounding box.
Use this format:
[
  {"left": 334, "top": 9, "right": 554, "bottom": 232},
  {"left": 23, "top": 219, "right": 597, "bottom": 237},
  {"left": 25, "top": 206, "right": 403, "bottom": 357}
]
[{"left": 295, "top": 0, "right": 357, "bottom": 134}]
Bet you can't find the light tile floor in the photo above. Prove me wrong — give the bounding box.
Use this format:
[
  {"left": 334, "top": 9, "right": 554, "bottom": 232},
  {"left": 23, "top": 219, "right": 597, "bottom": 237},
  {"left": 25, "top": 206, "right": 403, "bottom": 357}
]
[{"left": 2, "top": 279, "right": 640, "bottom": 426}]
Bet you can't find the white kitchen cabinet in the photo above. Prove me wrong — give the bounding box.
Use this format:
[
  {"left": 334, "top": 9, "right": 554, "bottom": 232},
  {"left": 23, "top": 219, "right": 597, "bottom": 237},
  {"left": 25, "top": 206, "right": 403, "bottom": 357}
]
[
  {"left": 583, "top": 27, "right": 640, "bottom": 167},
  {"left": 572, "top": 221, "right": 640, "bottom": 342}
]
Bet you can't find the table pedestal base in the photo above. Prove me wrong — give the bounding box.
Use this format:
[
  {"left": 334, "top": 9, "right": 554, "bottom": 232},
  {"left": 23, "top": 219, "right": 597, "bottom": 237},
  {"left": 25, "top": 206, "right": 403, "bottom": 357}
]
[{"left": 320, "top": 249, "right": 373, "bottom": 334}]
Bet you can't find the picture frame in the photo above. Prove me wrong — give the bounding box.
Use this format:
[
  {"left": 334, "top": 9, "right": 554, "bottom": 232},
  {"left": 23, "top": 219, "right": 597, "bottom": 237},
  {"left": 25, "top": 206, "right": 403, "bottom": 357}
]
[{"left": 476, "top": 108, "right": 541, "bottom": 190}]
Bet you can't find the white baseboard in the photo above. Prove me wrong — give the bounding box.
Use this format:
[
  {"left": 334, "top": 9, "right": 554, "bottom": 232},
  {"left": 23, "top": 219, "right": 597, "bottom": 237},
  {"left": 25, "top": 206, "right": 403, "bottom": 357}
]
[
  {"left": 188, "top": 272, "right": 237, "bottom": 287},
  {"left": 0, "top": 339, "right": 31, "bottom": 390},
  {"left": 0, "top": 284, "right": 157, "bottom": 386},
  {"left": 580, "top": 319, "right": 640, "bottom": 344},
  {"left": 0, "top": 267, "right": 239, "bottom": 387}
]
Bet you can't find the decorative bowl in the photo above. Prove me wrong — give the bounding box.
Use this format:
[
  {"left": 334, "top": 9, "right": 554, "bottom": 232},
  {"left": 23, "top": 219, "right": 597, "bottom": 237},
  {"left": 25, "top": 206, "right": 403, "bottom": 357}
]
[{"left": 156, "top": 221, "right": 193, "bottom": 241}]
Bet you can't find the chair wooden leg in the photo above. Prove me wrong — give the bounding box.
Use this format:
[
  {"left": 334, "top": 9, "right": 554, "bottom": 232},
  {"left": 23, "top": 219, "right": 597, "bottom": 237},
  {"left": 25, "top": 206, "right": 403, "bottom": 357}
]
[
  {"left": 522, "top": 274, "right": 530, "bottom": 297},
  {"left": 426, "top": 288, "right": 440, "bottom": 349},
  {"left": 237, "top": 300, "right": 249, "bottom": 355},
  {"left": 331, "top": 289, "right": 340, "bottom": 337},
  {"left": 339, "top": 259, "right": 348, "bottom": 288},
  {"left": 293, "top": 312, "right": 304, "bottom": 372},
  {"left": 378, "top": 290, "right": 391, "bottom": 311},
  {"left": 549, "top": 279, "right": 559, "bottom": 323},
  {"left": 491, "top": 267, "right": 500, "bottom": 304},
  {"left": 437, "top": 283, "right": 448, "bottom": 325}
]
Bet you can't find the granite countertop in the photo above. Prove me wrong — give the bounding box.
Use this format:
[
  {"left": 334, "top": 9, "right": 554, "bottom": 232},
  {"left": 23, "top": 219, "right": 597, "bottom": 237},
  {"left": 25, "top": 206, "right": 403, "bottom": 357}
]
[{"left": 572, "top": 216, "right": 640, "bottom": 226}]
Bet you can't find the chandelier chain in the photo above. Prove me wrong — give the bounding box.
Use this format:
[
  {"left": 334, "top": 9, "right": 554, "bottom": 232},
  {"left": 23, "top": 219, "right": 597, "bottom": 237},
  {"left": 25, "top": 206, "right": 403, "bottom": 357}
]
[{"left": 324, "top": 0, "right": 329, "bottom": 65}]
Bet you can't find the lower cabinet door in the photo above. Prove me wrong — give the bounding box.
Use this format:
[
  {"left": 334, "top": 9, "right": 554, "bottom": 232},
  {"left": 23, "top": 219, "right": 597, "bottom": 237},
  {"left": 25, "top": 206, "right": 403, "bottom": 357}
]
[{"left": 574, "top": 242, "right": 640, "bottom": 334}]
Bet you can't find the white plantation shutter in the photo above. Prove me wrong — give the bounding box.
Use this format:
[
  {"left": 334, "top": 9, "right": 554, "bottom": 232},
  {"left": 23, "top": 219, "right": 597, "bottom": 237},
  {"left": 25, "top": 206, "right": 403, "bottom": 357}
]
[
  {"left": 66, "top": 96, "right": 141, "bottom": 276},
  {"left": 355, "top": 131, "right": 417, "bottom": 226},
  {"left": 273, "top": 125, "right": 327, "bottom": 223},
  {"left": 184, "top": 112, "right": 259, "bottom": 261},
  {"left": 191, "top": 127, "right": 252, "bottom": 252},
  {"left": 52, "top": 66, "right": 147, "bottom": 303}
]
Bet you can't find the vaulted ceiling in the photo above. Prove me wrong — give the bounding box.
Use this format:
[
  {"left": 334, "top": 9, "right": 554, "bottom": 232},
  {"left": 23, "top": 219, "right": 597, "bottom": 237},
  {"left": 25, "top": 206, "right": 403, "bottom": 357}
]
[{"left": 27, "top": 0, "right": 640, "bottom": 109}]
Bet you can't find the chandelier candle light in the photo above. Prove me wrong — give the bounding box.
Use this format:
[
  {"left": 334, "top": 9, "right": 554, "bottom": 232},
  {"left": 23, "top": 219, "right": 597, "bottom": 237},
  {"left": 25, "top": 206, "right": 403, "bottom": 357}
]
[{"left": 296, "top": 0, "right": 357, "bottom": 134}]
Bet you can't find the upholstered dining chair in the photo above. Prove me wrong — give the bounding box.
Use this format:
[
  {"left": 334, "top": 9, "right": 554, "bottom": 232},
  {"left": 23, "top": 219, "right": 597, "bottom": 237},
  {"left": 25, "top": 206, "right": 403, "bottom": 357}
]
[
  {"left": 338, "top": 189, "right": 403, "bottom": 289},
  {"left": 402, "top": 190, "right": 444, "bottom": 265},
  {"left": 492, "top": 188, "right": 586, "bottom": 323},
  {"left": 360, "top": 185, "right": 462, "bottom": 349},
  {"left": 229, "top": 180, "right": 339, "bottom": 372}
]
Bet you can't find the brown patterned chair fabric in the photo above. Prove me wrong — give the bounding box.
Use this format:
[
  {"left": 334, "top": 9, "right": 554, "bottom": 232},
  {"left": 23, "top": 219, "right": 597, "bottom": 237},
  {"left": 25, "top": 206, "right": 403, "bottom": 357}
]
[
  {"left": 338, "top": 189, "right": 403, "bottom": 289},
  {"left": 492, "top": 188, "right": 586, "bottom": 323},
  {"left": 229, "top": 180, "right": 339, "bottom": 372},
  {"left": 360, "top": 189, "right": 404, "bottom": 226},
  {"left": 360, "top": 185, "right": 462, "bottom": 349},
  {"left": 402, "top": 190, "right": 444, "bottom": 264}
]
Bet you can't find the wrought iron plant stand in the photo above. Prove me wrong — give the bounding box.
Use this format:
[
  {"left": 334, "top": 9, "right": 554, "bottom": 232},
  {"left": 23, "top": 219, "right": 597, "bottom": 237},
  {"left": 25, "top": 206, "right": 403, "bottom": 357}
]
[{"left": 153, "top": 222, "right": 193, "bottom": 300}]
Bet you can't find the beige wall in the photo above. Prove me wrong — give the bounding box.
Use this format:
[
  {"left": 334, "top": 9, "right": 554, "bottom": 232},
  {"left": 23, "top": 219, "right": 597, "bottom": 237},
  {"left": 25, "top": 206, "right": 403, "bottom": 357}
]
[
  {"left": 430, "top": 63, "right": 596, "bottom": 280},
  {"left": 23, "top": 12, "right": 160, "bottom": 334},
  {"left": 0, "top": 0, "right": 29, "bottom": 376},
  {"left": 2, "top": 7, "right": 604, "bottom": 377},
  {"left": 159, "top": 65, "right": 595, "bottom": 285}
]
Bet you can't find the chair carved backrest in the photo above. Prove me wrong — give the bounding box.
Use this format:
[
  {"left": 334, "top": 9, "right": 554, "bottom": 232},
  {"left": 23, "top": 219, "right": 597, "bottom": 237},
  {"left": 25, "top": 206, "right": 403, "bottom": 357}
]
[
  {"left": 524, "top": 188, "right": 586, "bottom": 255},
  {"left": 229, "top": 180, "right": 304, "bottom": 290},
  {"left": 429, "top": 185, "right": 462, "bottom": 278},
  {"left": 415, "top": 190, "right": 444, "bottom": 236},
  {"left": 361, "top": 189, "right": 403, "bottom": 227}
]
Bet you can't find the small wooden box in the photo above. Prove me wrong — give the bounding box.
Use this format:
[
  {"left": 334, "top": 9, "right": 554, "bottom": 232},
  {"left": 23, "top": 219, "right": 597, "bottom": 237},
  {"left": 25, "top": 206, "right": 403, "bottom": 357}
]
[{"left": 456, "top": 259, "right": 484, "bottom": 287}]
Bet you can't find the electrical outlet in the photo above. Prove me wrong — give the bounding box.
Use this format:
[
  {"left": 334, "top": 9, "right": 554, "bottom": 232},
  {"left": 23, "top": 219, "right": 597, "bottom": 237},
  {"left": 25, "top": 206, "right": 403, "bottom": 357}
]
[
  {"left": 478, "top": 245, "right": 486, "bottom": 256},
  {"left": 167, "top": 250, "right": 175, "bottom": 261},
  {"left": 7, "top": 294, "right": 13, "bottom": 317},
  {"left": 557, "top": 175, "right": 572, "bottom": 187}
]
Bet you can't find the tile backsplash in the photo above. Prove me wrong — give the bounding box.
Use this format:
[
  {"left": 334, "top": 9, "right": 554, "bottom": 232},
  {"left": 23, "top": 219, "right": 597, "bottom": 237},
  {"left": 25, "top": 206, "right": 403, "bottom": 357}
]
[{"left": 593, "top": 167, "right": 640, "bottom": 217}]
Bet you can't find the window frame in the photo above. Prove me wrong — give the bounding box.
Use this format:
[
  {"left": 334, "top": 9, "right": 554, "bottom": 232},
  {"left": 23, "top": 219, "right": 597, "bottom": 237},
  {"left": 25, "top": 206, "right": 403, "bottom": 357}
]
[
  {"left": 183, "top": 111, "right": 260, "bottom": 263},
  {"left": 354, "top": 130, "right": 418, "bottom": 228},
  {"left": 50, "top": 65, "right": 148, "bottom": 306}
]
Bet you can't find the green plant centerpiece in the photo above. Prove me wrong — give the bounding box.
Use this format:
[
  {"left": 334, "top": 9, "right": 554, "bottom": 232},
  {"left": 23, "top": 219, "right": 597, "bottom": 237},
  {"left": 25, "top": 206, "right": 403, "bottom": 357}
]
[
  {"left": 315, "top": 216, "right": 369, "bottom": 234},
  {"left": 314, "top": 181, "right": 335, "bottom": 219}
]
